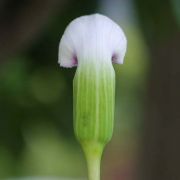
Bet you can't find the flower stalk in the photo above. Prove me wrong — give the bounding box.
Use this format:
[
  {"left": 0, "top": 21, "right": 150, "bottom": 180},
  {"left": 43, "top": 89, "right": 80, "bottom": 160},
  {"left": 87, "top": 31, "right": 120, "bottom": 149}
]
[
  {"left": 58, "top": 14, "right": 127, "bottom": 180},
  {"left": 82, "top": 141, "right": 103, "bottom": 180}
]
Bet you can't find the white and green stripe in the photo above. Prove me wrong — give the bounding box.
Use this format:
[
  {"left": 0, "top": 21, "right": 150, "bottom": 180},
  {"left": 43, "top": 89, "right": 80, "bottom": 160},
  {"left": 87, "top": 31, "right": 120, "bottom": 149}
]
[{"left": 73, "top": 60, "right": 115, "bottom": 180}]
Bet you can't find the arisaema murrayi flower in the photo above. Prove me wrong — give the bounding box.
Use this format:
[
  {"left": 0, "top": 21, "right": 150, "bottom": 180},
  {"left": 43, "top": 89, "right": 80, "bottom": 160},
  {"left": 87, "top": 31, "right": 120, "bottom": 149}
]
[{"left": 58, "top": 13, "right": 127, "bottom": 180}]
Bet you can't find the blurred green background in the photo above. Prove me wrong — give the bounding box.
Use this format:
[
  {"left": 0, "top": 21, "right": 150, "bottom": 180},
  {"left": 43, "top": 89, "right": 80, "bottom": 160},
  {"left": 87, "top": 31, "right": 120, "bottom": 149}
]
[{"left": 0, "top": 0, "right": 179, "bottom": 180}]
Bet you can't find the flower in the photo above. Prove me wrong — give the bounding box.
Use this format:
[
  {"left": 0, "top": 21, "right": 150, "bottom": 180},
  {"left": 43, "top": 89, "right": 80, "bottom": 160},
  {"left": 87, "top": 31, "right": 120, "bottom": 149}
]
[
  {"left": 58, "top": 14, "right": 127, "bottom": 180},
  {"left": 58, "top": 13, "right": 127, "bottom": 68}
]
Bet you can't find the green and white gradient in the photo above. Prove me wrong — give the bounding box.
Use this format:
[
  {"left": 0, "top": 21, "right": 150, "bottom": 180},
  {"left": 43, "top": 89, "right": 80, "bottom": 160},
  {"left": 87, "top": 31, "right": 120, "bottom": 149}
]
[
  {"left": 73, "top": 61, "right": 115, "bottom": 180},
  {"left": 74, "top": 61, "right": 115, "bottom": 144},
  {"left": 58, "top": 14, "right": 127, "bottom": 180}
]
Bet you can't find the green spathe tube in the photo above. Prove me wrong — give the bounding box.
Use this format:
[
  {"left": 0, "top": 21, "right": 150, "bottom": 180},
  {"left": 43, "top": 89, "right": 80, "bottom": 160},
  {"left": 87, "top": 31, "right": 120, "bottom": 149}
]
[
  {"left": 58, "top": 14, "right": 127, "bottom": 180},
  {"left": 74, "top": 62, "right": 115, "bottom": 143},
  {"left": 74, "top": 62, "right": 114, "bottom": 180}
]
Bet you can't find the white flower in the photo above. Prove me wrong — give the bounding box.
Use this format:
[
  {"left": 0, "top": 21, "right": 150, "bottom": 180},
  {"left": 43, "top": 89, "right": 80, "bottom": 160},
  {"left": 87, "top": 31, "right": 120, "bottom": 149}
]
[
  {"left": 58, "top": 14, "right": 127, "bottom": 180},
  {"left": 58, "top": 13, "right": 127, "bottom": 68}
]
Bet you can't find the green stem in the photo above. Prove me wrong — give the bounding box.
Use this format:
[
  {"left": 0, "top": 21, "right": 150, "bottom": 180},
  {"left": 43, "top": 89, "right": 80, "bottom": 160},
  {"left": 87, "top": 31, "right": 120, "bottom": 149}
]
[{"left": 82, "top": 141, "right": 104, "bottom": 180}]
